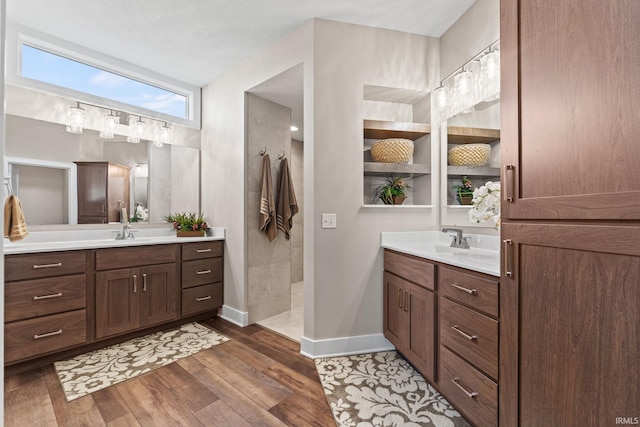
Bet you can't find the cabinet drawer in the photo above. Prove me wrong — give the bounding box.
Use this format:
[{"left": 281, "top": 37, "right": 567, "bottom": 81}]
[
  {"left": 5, "top": 274, "right": 86, "bottom": 322},
  {"left": 5, "top": 251, "right": 87, "bottom": 282},
  {"left": 5, "top": 309, "right": 87, "bottom": 363},
  {"left": 182, "top": 241, "right": 223, "bottom": 261},
  {"left": 384, "top": 250, "right": 434, "bottom": 290},
  {"left": 182, "top": 283, "right": 223, "bottom": 316},
  {"left": 439, "top": 346, "right": 497, "bottom": 427},
  {"left": 96, "top": 244, "right": 178, "bottom": 270},
  {"left": 440, "top": 298, "right": 498, "bottom": 380},
  {"left": 182, "top": 258, "right": 223, "bottom": 288},
  {"left": 439, "top": 267, "right": 499, "bottom": 317}
]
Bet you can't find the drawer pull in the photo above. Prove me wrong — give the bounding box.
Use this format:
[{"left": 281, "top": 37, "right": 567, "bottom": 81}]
[
  {"left": 451, "top": 283, "right": 477, "bottom": 295},
  {"left": 33, "top": 329, "right": 63, "bottom": 340},
  {"left": 404, "top": 290, "right": 409, "bottom": 312},
  {"left": 33, "top": 292, "right": 63, "bottom": 301},
  {"left": 143, "top": 273, "right": 147, "bottom": 292},
  {"left": 503, "top": 239, "right": 514, "bottom": 278},
  {"left": 196, "top": 248, "right": 212, "bottom": 253},
  {"left": 33, "top": 262, "right": 63, "bottom": 270},
  {"left": 504, "top": 164, "right": 515, "bottom": 202},
  {"left": 452, "top": 325, "right": 477, "bottom": 341},
  {"left": 196, "top": 295, "right": 212, "bottom": 302},
  {"left": 452, "top": 377, "right": 478, "bottom": 398},
  {"left": 133, "top": 274, "right": 138, "bottom": 293},
  {"left": 196, "top": 269, "right": 212, "bottom": 275},
  {"left": 398, "top": 288, "right": 403, "bottom": 309}
]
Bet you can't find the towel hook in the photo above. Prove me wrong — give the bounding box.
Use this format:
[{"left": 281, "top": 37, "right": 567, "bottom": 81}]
[
  {"left": 278, "top": 151, "right": 286, "bottom": 160},
  {"left": 259, "top": 147, "right": 267, "bottom": 156},
  {"left": 4, "top": 177, "right": 13, "bottom": 195}
]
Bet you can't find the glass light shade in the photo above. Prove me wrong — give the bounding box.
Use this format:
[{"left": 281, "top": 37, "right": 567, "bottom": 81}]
[
  {"left": 454, "top": 69, "right": 473, "bottom": 97},
  {"left": 159, "top": 123, "right": 171, "bottom": 144},
  {"left": 66, "top": 106, "right": 86, "bottom": 134},
  {"left": 99, "top": 112, "right": 119, "bottom": 139},
  {"left": 127, "top": 116, "right": 145, "bottom": 143},
  {"left": 481, "top": 50, "right": 500, "bottom": 81},
  {"left": 434, "top": 86, "right": 448, "bottom": 110}
]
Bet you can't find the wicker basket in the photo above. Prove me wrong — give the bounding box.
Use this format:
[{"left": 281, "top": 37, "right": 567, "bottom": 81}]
[
  {"left": 370, "top": 138, "right": 414, "bottom": 164},
  {"left": 448, "top": 144, "right": 491, "bottom": 167}
]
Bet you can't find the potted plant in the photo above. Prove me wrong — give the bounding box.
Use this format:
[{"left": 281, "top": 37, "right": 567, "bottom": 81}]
[
  {"left": 164, "top": 212, "right": 210, "bottom": 237},
  {"left": 374, "top": 176, "right": 410, "bottom": 205},
  {"left": 452, "top": 176, "right": 474, "bottom": 205}
]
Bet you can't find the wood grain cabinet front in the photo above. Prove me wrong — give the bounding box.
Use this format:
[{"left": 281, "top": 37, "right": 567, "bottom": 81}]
[{"left": 180, "top": 241, "right": 224, "bottom": 317}]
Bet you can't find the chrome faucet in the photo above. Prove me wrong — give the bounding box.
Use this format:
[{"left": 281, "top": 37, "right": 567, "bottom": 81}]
[
  {"left": 115, "top": 223, "right": 135, "bottom": 240},
  {"left": 442, "top": 228, "right": 470, "bottom": 249}
]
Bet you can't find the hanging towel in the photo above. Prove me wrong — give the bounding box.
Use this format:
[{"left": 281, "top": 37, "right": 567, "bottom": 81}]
[
  {"left": 259, "top": 154, "right": 277, "bottom": 242},
  {"left": 276, "top": 157, "right": 299, "bottom": 240},
  {"left": 4, "top": 195, "right": 29, "bottom": 242}
]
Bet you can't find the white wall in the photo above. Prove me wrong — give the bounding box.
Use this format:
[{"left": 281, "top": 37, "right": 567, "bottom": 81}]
[{"left": 202, "top": 18, "right": 439, "bottom": 355}]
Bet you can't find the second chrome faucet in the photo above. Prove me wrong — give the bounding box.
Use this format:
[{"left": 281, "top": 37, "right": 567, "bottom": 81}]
[{"left": 442, "top": 228, "right": 470, "bottom": 249}]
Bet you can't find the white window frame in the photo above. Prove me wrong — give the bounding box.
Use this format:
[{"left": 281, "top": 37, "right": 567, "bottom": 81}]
[{"left": 6, "top": 23, "right": 201, "bottom": 129}]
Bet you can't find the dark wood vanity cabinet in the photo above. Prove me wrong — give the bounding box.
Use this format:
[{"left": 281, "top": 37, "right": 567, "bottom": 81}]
[
  {"left": 500, "top": 0, "right": 640, "bottom": 425},
  {"left": 383, "top": 249, "right": 500, "bottom": 426},
  {"left": 4, "top": 251, "right": 89, "bottom": 364},
  {"left": 95, "top": 245, "right": 179, "bottom": 339},
  {"left": 76, "top": 161, "right": 130, "bottom": 224},
  {"left": 4, "top": 240, "right": 224, "bottom": 368}
]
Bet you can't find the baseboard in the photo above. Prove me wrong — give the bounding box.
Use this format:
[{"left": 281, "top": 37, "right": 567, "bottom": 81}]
[
  {"left": 300, "top": 333, "right": 395, "bottom": 359},
  {"left": 219, "top": 305, "right": 249, "bottom": 327}
]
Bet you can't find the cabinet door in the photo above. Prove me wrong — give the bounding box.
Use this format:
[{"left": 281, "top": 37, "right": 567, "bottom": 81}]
[
  {"left": 77, "top": 163, "right": 107, "bottom": 218},
  {"left": 405, "top": 281, "right": 435, "bottom": 382},
  {"left": 500, "top": 223, "right": 640, "bottom": 426},
  {"left": 96, "top": 268, "right": 138, "bottom": 338},
  {"left": 501, "top": 0, "right": 640, "bottom": 220},
  {"left": 139, "top": 263, "right": 178, "bottom": 327},
  {"left": 383, "top": 272, "right": 408, "bottom": 350}
]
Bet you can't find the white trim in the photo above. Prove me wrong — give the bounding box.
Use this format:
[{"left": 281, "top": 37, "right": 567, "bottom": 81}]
[
  {"left": 5, "top": 156, "right": 77, "bottom": 225},
  {"left": 300, "top": 333, "right": 395, "bottom": 359},
  {"left": 6, "top": 22, "right": 201, "bottom": 129},
  {"left": 219, "top": 305, "right": 249, "bottom": 327}
]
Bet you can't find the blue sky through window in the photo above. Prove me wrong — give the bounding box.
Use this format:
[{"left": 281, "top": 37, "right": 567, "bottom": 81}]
[{"left": 21, "top": 44, "right": 187, "bottom": 119}]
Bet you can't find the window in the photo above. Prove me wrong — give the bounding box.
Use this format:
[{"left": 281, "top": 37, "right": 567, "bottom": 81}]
[
  {"left": 7, "top": 25, "right": 201, "bottom": 129},
  {"left": 21, "top": 45, "right": 188, "bottom": 119}
]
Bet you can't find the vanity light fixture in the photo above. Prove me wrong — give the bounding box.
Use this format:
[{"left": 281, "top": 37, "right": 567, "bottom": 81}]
[
  {"left": 434, "top": 85, "right": 448, "bottom": 110},
  {"left": 127, "top": 115, "right": 145, "bottom": 144},
  {"left": 99, "top": 110, "right": 119, "bottom": 139},
  {"left": 159, "top": 122, "right": 171, "bottom": 145},
  {"left": 454, "top": 68, "right": 473, "bottom": 97},
  {"left": 66, "top": 102, "right": 86, "bottom": 134}
]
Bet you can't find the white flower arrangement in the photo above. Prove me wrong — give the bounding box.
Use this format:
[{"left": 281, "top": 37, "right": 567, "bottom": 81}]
[{"left": 468, "top": 181, "right": 501, "bottom": 229}]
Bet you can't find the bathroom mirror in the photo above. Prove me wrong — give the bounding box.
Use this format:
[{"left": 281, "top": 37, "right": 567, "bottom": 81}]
[{"left": 4, "top": 113, "right": 200, "bottom": 226}]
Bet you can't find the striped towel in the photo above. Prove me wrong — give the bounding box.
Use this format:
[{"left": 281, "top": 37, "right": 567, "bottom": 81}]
[
  {"left": 276, "top": 157, "right": 298, "bottom": 240},
  {"left": 259, "top": 154, "right": 277, "bottom": 242},
  {"left": 4, "top": 195, "right": 29, "bottom": 241}
]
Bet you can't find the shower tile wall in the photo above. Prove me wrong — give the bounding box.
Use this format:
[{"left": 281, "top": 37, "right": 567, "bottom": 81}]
[
  {"left": 290, "top": 139, "right": 304, "bottom": 283},
  {"left": 246, "top": 93, "right": 293, "bottom": 323}
]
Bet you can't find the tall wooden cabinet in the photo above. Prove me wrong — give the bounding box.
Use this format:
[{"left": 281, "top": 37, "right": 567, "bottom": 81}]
[
  {"left": 500, "top": 0, "right": 640, "bottom": 425},
  {"left": 76, "top": 162, "right": 130, "bottom": 224}
]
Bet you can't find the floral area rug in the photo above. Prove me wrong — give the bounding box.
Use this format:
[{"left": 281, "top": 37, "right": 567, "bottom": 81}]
[
  {"left": 54, "top": 322, "right": 228, "bottom": 401},
  {"left": 315, "top": 351, "right": 470, "bottom": 427}
]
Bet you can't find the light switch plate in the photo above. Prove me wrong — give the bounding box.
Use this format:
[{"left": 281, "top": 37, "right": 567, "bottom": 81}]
[{"left": 321, "top": 213, "right": 337, "bottom": 229}]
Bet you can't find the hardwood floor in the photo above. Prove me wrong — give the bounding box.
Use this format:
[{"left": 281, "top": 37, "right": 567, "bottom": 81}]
[{"left": 4, "top": 318, "right": 336, "bottom": 426}]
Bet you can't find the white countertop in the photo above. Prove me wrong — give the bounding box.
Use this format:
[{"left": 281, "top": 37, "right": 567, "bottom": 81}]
[
  {"left": 381, "top": 231, "right": 500, "bottom": 277},
  {"left": 4, "top": 227, "right": 225, "bottom": 255}
]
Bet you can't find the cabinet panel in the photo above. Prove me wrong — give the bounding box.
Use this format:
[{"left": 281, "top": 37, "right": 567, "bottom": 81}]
[
  {"left": 5, "top": 251, "right": 87, "bottom": 281},
  {"left": 95, "top": 269, "right": 138, "bottom": 338},
  {"left": 181, "top": 241, "right": 223, "bottom": 260},
  {"left": 383, "top": 272, "right": 407, "bottom": 350},
  {"left": 182, "top": 283, "right": 223, "bottom": 317},
  {"left": 96, "top": 244, "right": 178, "bottom": 270},
  {"left": 501, "top": 0, "right": 640, "bottom": 220},
  {"left": 139, "top": 263, "right": 178, "bottom": 327},
  {"left": 182, "top": 258, "right": 223, "bottom": 289},
  {"left": 384, "top": 250, "right": 434, "bottom": 290},
  {"left": 439, "top": 346, "right": 497, "bottom": 427},
  {"left": 77, "top": 163, "right": 107, "bottom": 217},
  {"left": 5, "top": 309, "right": 87, "bottom": 363},
  {"left": 405, "top": 281, "right": 435, "bottom": 381},
  {"left": 501, "top": 223, "right": 640, "bottom": 426},
  {"left": 5, "top": 274, "right": 86, "bottom": 322}
]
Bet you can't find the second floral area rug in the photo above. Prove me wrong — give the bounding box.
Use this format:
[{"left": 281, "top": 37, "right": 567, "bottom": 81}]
[
  {"left": 315, "top": 351, "right": 471, "bottom": 427},
  {"left": 54, "top": 322, "right": 229, "bottom": 401}
]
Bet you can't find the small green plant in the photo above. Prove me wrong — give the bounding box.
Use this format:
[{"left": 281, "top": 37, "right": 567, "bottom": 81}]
[
  {"left": 373, "top": 177, "right": 410, "bottom": 205},
  {"left": 452, "top": 176, "right": 474, "bottom": 203},
  {"left": 163, "top": 212, "right": 210, "bottom": 232}
]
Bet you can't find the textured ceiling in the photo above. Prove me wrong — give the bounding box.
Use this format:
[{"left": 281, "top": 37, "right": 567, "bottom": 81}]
[{"left": 7, "top": 0, "right": 475, "bottom": 87}]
